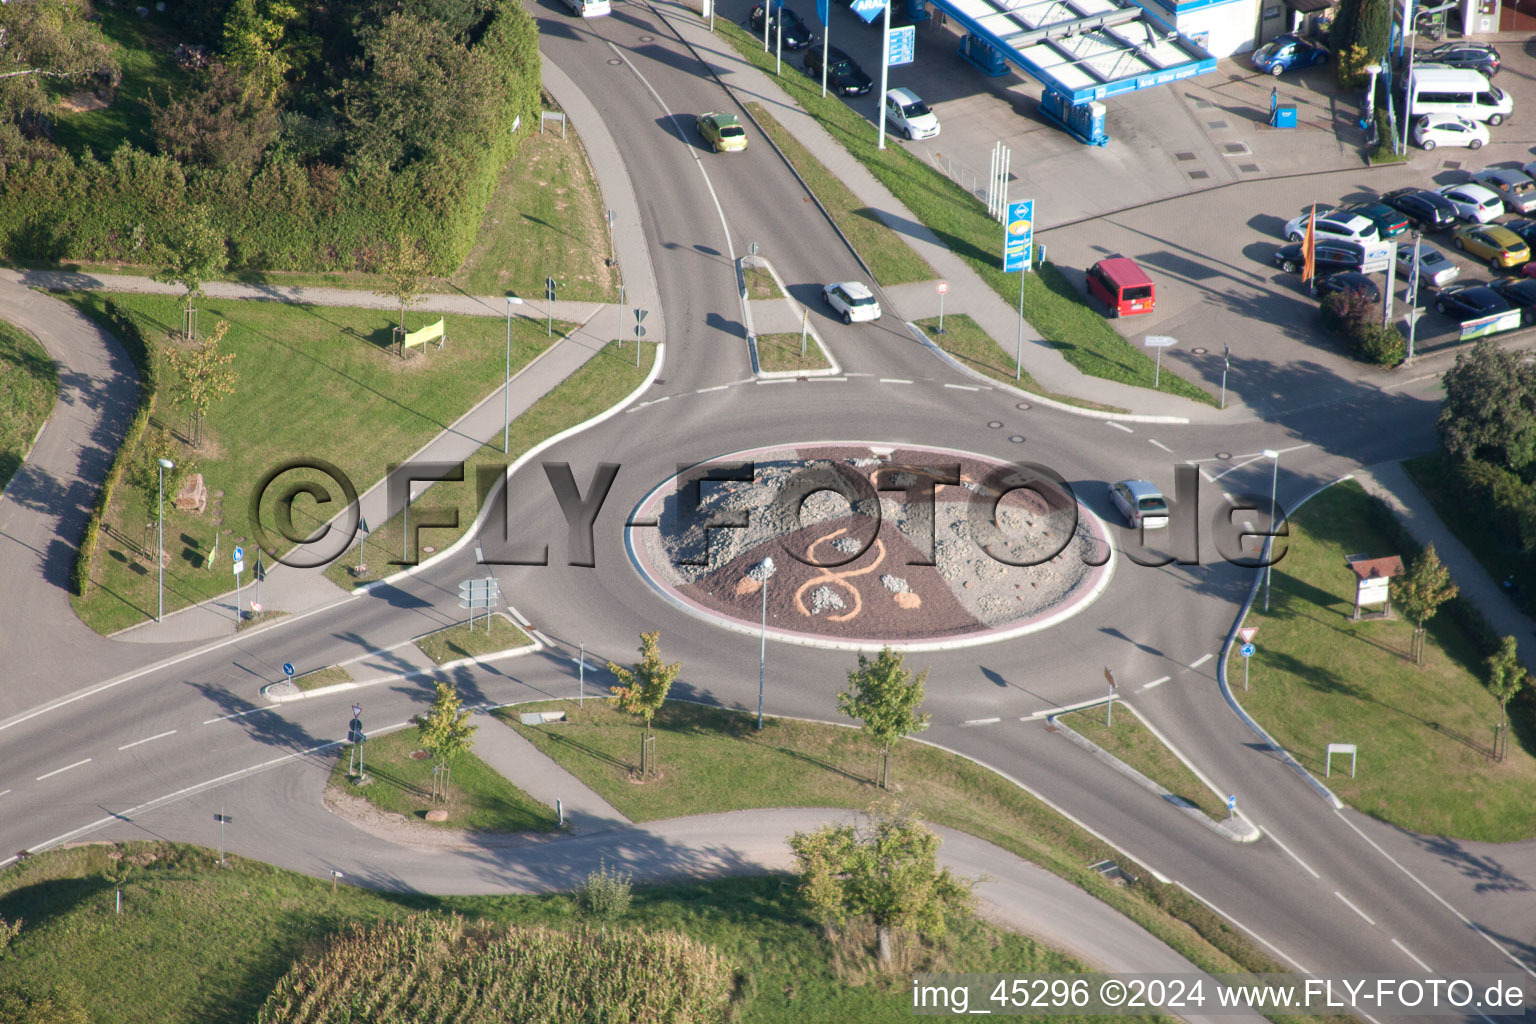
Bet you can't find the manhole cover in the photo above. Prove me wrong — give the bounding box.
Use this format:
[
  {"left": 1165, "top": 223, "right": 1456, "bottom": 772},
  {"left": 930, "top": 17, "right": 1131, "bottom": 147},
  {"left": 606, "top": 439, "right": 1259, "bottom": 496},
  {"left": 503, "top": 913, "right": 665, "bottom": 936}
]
[
  {"left": 607, "top": 58, "right": 622, "bottom": 65},
  {"left": 1216, "top": 451, "right": 1232, "bottom": 460},
  {"left": 1191, "top": 347, "right": 1207, "bottom": 355},
  {"left": 987, "top": 420, "right": 1004, "bottom": 429},
  {"left": 1009, "top": 435, "right": 1026, "bottom": 443},
  {"left": 1015, "top": 402, "right": 1031, "bottom": 411},
  {"left": 422, "top": 545, "right": 437, "bottom": 554}
]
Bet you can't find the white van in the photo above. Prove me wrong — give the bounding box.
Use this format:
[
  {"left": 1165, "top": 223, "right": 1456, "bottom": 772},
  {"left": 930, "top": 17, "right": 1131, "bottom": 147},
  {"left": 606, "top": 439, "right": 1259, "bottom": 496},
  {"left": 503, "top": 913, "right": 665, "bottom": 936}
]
[
  {"left": 563, "top": 0, "right": 611, "bottom": 16},
  {"left": 1406, "top": 66, "right": 1512, "bottom": 125}
]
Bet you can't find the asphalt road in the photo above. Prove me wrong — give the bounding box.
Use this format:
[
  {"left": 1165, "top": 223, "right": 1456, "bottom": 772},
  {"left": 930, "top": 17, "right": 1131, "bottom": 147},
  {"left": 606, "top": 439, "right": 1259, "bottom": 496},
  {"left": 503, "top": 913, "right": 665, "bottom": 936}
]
[{"left": 0, "top": 0, "right": 1532, "bottom": 1015}]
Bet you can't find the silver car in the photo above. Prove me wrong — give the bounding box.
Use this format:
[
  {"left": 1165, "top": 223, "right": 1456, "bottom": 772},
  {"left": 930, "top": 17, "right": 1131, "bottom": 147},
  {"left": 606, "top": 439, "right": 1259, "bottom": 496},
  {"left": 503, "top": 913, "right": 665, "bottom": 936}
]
[
  {"left": 1395, "top": 244, "right": 1460, "bottom": 288},
  {"left": 1109, "top": 480, "right": 1168, "bottom": 529},
  {"left": 1469, "top": 167, "right": 1536, "bottom": 214}
]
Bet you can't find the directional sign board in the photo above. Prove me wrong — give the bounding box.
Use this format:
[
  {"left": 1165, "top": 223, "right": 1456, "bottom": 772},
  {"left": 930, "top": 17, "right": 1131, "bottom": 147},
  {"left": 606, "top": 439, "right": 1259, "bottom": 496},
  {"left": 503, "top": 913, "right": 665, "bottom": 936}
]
[
  {"left": 851, "top": 0, "right": 885, "bottom": 23},
  {"left": 1240, "top": 643, "right": 1256, "bottom": 658},
  {"left": 888, "top": 25, "right": 915, "bottom": 65},
  {"left": 1143, "top": 335, "right": 1177, "bottom": 348},
  {"left": 1238, "top": 626, "right": 1258, "bottom": 644},
  {"left": 458, "top": 578, "right": 501, "bottom": 610},
  {"left": 1002, "top": 200, "right": 1034, "bottom": 273}
]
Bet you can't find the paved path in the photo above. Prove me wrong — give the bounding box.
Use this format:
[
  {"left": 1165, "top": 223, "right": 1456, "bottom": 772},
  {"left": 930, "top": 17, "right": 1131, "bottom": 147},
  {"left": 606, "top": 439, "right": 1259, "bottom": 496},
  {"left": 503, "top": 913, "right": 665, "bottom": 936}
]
[{"left": 471, "top": 712, "right": 630, "bottom": 831}]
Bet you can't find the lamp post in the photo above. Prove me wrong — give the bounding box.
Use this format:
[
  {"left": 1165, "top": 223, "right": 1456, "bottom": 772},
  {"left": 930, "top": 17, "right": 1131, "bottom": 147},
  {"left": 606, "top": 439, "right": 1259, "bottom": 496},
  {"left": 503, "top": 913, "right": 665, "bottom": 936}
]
[
  {"left": 504, "top": 295, "right": 524, "bottom": 454},
  {"left": 758, "top": 556, "right": 774, "bottom": 730},
  {"left": 1263, "top": 449, "right": 1279, "bottom": 612},
  {"left": 156, "top": 457, "right": 174, "bottom": 622}
]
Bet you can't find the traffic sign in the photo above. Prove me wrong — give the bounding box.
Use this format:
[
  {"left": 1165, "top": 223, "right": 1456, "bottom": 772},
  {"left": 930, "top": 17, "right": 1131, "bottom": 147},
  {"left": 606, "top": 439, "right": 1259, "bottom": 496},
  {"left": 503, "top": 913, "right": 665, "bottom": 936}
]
[
  {"left": 283, "top": 663, "right": 295, "bottom": 677},
  {"left": 232, "top": 546, "right": 243, "bottom": 563},
  {"left": 1240, "top": 642, "right": 1256, "bottom": 658},
  {"left": 1103, "top": 666, "right": 1117, "bottom": 690},
  {"left": 458, "top": 578, "right": 501, "bottom": 609},
  {"left": 232, "top": 559, "right": 244, "bottom": 576},
  {"left": 634, "top": 308, "right": 648, "bottom": 323},
  {"left": 887, "top": 24, "right": 915, "bottom": 65},
  {"left": 545, "top": 276, "right": 557, "bottom": 300},
  {"left": 1238, "top": 626, "right": 1258, "bottom": 644},
  {"left": 1143, "top": 335, "right": 1177, "bottom": 348},
  {"left": 1227, "top": 794, "right": 1237, "bottom": 811},
  {"left": 936, "top": 280, "right": 949, "bottom": 295}
]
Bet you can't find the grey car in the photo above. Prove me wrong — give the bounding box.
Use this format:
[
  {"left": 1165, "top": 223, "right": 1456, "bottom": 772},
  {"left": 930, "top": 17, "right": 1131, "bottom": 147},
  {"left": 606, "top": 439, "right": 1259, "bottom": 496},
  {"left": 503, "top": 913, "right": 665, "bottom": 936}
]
[
  {"left": 1469, "top": 167, "right": 1536, "bottom": 214},
  {"left": 1395, "top": 243, "right": 1460, "bottom": 288},
  {"left": 1109, "top": 480, "right": 1168, "bottom": 529}
]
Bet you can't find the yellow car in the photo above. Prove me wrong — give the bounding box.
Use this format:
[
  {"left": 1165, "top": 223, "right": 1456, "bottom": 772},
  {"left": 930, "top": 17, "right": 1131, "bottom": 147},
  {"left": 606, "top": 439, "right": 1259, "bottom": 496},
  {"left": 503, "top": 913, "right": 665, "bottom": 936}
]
[
  {"left": 696, "top": 112, "right": 747, "bottom": 153},
  {"left": 1454, "top": 224, "right": 1531, "bottom": 269}
]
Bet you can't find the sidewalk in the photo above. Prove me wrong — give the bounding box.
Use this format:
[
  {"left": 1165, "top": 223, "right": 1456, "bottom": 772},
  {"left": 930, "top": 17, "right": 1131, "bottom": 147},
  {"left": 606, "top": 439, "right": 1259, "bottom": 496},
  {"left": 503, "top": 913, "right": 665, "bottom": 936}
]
[
  {"left": 1355, "top": 463, "right": 1536, "bottom": 674},
  {"left": 472, "top": 712, "right": 630, "bottom": 832},
  {"left": 649, "top": 0, "right": 1229, "bottom": 422},
  {"left": 111, "top": 310, "right": 613, "bottom": 644}
]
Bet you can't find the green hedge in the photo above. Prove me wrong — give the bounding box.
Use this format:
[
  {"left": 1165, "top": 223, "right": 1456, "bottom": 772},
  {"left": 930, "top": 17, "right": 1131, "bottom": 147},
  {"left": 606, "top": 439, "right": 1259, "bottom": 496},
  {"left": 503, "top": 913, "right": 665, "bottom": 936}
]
[
  {"left": 69, "top": 299, "right": 158, "bottom": 598},
  {"left": 0, "top": 1, "right": 541, "bottom": 275}
]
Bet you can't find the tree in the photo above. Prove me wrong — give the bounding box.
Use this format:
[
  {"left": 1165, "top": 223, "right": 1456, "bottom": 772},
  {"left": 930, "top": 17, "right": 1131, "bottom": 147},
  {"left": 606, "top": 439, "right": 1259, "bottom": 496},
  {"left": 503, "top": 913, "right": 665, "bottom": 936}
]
[
  {"left": 376, "top": 232, "right": 430, "bottom": 337},
  {"left": 154, "top": 208, "right": 228, "bottom": 341},
  {"left": 131, "top": 425, "right": 190, "bottom": 532},
  {"left": 414, "top": 681, "right": 477, "bottom": 800},
  {"left": 1392, "top": 543, "right": 1458, "bottom": 665},
  {"left": 163, "top": 320, "right": 238, "bottom": 447},
  {"left": 1486, "top": 635, "right": 1530, "bottom": 756},
  {"left": 1357, "top": 0, "right": 1392, "bottom": 63},
  {"left": 220, "top": 0, "right": 311, "bottom": 100},
  {"left": 838, "top": 647, "right": 931, "bottom": 790},
  {"left": 1437, "top": 339, "right": 1536, "bottom": 476},
  {"left": 0, "top": 0, "right": 118, "bottom": 118},
  {"left": 151, "top": 63, "right": 280, "bottom": 176},
  {"left": 789, "top": 809, "right": 971, "bottom": 967},
  {"left": 0, "top": 984, "right": 88, "bottom": 1024},
  {"left": 608, "top": 631, "right": 680, "bottom": 779}
]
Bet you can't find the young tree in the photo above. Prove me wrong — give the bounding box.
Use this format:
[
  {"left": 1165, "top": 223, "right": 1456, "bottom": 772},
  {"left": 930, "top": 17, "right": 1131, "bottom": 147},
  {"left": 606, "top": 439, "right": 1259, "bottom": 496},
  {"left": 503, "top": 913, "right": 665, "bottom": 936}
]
[
  {"left": 414, "top": 681, "right": 477, "bottom": 800},
  {"left": 838, "top": 647, "right": 931, "bottom": 790},
  {"left": 163, "top": 320, "right": 238, "bottom": 447},
  {"left": 608, "top": 631, "right": 680, "bottom": 779},
  {"left": 154, "top": 208, "right": 228, "bottom": 341},
  {"left": 376, "top": 232, "right": 430, "bottom": 337},
  {"left": 132, "top": 425, "right": 189, "bottom": 532},
  {"left": 1486, "top": 635, "right": 1530, "bottom": 750},
  {"left": 1392, "top": 543, "right": 1458, "bottom": 665},
  {"left": 789, "top": 809, "right": 971, "bottom": 967}
]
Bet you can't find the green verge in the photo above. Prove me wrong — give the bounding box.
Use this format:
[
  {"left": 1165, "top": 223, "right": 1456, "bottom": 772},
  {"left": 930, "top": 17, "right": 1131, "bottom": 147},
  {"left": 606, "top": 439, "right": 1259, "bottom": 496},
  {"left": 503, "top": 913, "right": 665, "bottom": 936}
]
[
  {"left": 332, "top": 728, "right": 559, "bottom": 833},
  {"left": 60, "top": 293, "right": 555, "bottom": 635},
  {"left": 756, "top": 331, "right": 832, "bottom": 372},
  {"left": 0, "top": 319, "right": 59, "bottom": 494},
  {"left": 499, "top": 699, "right": 1349, "bottom": 1015},
  {"left": 717, "top": 22, "right": 1212, "bottom": 404},
  {"left": 1232, "top": 480, "right": 1536, "bottom": 841},
  {"left": 292, "top": 666, "right": 352, "bottom": 693},
  {"left": 416, "top": 614, "right": 534, "bottom": 666},
  {"left": 912, "top": 315, "right": 1128, "bottom": 414},
  {"left": 746, "top": 102, "right": 935, "bottom": 286},
  {"left": 743, "top": 265, "right": 782, "bottom": 299},
  {"left": 1060, "top": 705, "right": 1227, "bottom": 821},
  {"left": 325, "top": 340, "right": 655, "bottom": 589},
  {"left": 0, "top": 844, "right": 1137, "bottom": 1024}
]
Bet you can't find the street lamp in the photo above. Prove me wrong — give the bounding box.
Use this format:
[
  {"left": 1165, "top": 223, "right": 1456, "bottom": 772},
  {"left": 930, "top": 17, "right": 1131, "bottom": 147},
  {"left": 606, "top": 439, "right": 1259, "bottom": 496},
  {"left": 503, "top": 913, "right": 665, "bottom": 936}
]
[
  {"left": 1263, "top": 449, "right": 1279, "bottom": 612},
  {"left": 504, "top": 295, "right": 524, "bottom": 454},
  {"left": 758, "top": 556, "right": 774, "bottom": 730},
  {"left": 156, "top": 457, "right": 174, "bottom": 622}
]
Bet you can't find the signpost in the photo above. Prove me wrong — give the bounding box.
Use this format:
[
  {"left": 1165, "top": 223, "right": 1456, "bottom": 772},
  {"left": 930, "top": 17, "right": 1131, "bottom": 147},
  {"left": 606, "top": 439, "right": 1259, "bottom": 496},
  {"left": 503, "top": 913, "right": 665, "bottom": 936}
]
[
  {"left": 214, "top": 808, "right": 232, "bottom": 865},
  {"left": 458, "top": 577, "right": 502, "bottom": 631},
  {"left": 1220, "top": 343, "right": 1230, "bottom": 409},
  {"left": 936, "top": 280, "right": 949, "bottom": 333},
  {"left": 817, "top": 0, "right": 831, "bottom": 96},
  {"left": 347, "top": 703, "right": 367, "bottom": 779},
  {"left": 1103, "top": 666, "right": 1117, "bottom": 727},
  {"left": 605, "top": 209, "right": 616, "bottom": 267},
  {"left": 356, "top": 515, "right": 369, "bottom": 576},
  {"left": 1226, "top": 794, "right": 1237, "bottom": 819},
  {"left": 1143, "top": 335, "right": 1176, "bottom": 389},
  {"left": 633, "top": 308, "right": 647, "bottom": 367},
  {"left": 1002, "top": 199, "right": 1034, "bottom": 380},
  {"left": 232, "top": 545, "right": 244, "bottom": 621},
  {"left": 251, "top": 555, "right": 264, "bottom": 613},
  {"left": 1239, "top": 640, "right": 1255, "bottom": 691},
  {"left": 545, "top": 276, "right": 557, "bottom": 337},
  {"left": 1360, "top": 240, "right": 1393, "bottom": 274},
  {"left": 1325, "top": 742, "right": 1358, "bottom": 777}
]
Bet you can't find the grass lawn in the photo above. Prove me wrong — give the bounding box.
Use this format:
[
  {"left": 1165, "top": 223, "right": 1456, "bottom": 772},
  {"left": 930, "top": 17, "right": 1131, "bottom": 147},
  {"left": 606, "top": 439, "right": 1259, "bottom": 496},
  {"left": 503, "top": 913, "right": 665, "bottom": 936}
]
[
  {"left": 746, "top": 102, "right": 934, "bottom": 288},
  {"left": 720, "top": 25, "right": 1211, "bottom": 404},
  {"left": 333, "top": 728, "right": 558, "bottom": 833},
  {"left": 416, "top": 614, "right": 534, "bottom": 666},
  {"left": 500, "top": 700, "right": 1326, "bottom": 988},
  {"left": 0, "top": 845, "right": 1128, "bottom": 1024},
  {"left": 913, "top": 315, "right": 1128, "bottom": 413},
  {"left": 292, "top": 666, "right": 352, "bottom": 693},
  {"left": 1404, "top": 452, "right": 1535, "bottom": 617},
  {"left": 325, "top": 340, "right": 655, "bottom": 589},
  {"left": 0, "top": 319, "right": 58, "bottom": 494},
  {"left": 1233, "top": 480, "right": 1536, "bottom": 841},
  {"left": 756, "top": 331, "right": 831, "bottom": 372},
  {"left": 1060, "top": 705, "right": 1226, "bottom": 821},
  {"left": 62, "top": 293, "right": 553, "bottom": 635},
  {"left": 744, "top": 265, "right": 782, "bottom": 299}
]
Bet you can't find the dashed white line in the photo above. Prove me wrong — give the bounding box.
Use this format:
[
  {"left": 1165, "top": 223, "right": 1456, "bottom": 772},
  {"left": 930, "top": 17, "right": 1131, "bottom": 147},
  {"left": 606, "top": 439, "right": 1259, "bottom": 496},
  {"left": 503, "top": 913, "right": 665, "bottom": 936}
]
[
  {"left": 1189, "top": 653, "right": 1213, "bottom": 669},
  {"left": 203, "top": 706, "right": 275, "bottom": 725},
  {"left": 1334, "top": 890, "right": 1376, "bottom": 925},
  {"left": 651, "top": 395, "right": 671, "bottom": 403},
  {"left": 0, "top": 789, "right": 11, "bottom": 799},
  {"left": 1148, "top": 439, "right": 1172, "bottom": 452},
  {"left": 119, "top": 729, "right": 177, "bottom": 751},
  {"left": 696, "top": 385, "right": 728, "bottom": 393},
  {"left": 755, "top": 377, "right": 792, "bottom": 385},
  {"left": 846, "top": 372, "right": 875, "bottom": 377},
  {"left": 811, "top": 376, "right": 848, "bottom": 383},
  {"left": 880, "top": 377, "right": 913, "bottom": 384},
  {"left": 1107, "top": 422, "right": 1133, "bottom": 433},
  {"left": 1392, "top": 938, "right": 1432, "bottom": 971},
  {"left": 1254, "top": 821, "right": 1321, "bottom": 879},
  {"left": 963, "top": 716, "right": 1001, "bottom": 726},
  {"left": 1140, "top": 676, "right": 1170, "bottom": 690},
  {"left": 36, "top": 758, "right": 92, "bottom": 781},
  {"left": 944, "top": 383, "right": 980, "bottom": 391}
]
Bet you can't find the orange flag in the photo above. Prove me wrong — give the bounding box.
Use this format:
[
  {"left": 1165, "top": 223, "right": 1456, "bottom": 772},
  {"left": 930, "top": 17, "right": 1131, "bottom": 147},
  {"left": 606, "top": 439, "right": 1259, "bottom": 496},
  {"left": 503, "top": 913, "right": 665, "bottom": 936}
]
[{"left": 1301, "top": 205, "right": 1317, "bottom": 284}]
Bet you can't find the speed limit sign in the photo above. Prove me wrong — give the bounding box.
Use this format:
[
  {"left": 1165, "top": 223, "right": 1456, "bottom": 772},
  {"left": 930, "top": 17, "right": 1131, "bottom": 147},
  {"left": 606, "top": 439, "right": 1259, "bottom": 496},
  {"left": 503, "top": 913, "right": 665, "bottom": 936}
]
[{"left": 936, "top": 280, "right": 949, "bottom": 294}]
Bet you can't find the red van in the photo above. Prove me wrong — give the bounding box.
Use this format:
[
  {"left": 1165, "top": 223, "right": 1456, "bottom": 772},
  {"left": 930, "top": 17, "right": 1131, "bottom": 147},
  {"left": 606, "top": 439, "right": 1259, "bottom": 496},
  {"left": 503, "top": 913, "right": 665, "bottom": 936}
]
[{"left": 1086, "top": 256, "right": 1156, "bottom": 317}]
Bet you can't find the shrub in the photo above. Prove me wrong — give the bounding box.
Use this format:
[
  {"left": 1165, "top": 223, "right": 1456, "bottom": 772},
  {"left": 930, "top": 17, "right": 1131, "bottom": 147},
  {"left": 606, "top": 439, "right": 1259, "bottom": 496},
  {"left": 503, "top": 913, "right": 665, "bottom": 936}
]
[
  {"left": 1351, "top": 320, "right": 1406, "bottom": 365},
  {"left": 1320, "top": 289, "right": 1402, "bottom": 365},
  {"left": 1337, "top": 42, "right": 1373, "bottom": 88},
  {"left": 579, "top": 860, "right": 634, "bottom": 921}
]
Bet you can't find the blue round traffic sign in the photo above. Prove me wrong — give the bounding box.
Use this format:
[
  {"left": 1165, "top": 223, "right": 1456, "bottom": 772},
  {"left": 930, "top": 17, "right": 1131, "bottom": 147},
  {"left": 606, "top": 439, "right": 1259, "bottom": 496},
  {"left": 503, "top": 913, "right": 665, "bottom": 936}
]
[
  {"left": 233, "top": 545, "right": 244, "bottom": 562},
  {"left": 1240, "top": 643, "right": 1255, "bottom": 658},
  {"left": 1227, "top": 794, "right": 1237, "bottom": 810},
  {"left": 283, "top": 663, "right": 295, "bottom": 677}
]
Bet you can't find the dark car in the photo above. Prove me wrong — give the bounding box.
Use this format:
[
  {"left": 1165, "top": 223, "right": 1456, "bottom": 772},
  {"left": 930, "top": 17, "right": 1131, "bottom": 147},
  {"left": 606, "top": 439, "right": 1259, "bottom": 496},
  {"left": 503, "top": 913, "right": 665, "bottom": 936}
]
[
  {"left": 748, "top": 4, "right": 812, "bottom": 49},
  {"left": 1435, "top": 283, "right": 1513, "bottom": 321},
  {"left": 805, "top": 45, "right": 873, "bottom": 96},
  {"left": 1342, "top": 201, "right": 1410, "bottom": 239},
  {"left": 1491, "top": 278, "right": 1536, "bottom": 322},
  {"left": 1273, "top": 239, "right": 1365, "bottom": 275},
  {"left": 1379, "top": 187, "right": 1457, "bottom": 230},
  {"left": 1502, "top": 218, "right": 1536, "bottom": 250},
  {"left": 1418, "top": 41, "right": 1500, "bottom": 77},
  {"left": 1314, "top": 271, "right": 1381, "bottom": 303}
]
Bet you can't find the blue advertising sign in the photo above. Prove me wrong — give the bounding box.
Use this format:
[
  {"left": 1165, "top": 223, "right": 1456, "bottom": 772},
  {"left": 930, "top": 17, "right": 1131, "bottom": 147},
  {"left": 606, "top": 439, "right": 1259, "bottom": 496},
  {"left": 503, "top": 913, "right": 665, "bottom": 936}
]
[
  {"left": 1002, "top": 200, "right": 1034, "bottom": 273},
  {"left": 888, "top": 25, "right": 915, "bottom": 65},
  {"left": 851, "top": 0, "right": 885, "bottom": 23}
]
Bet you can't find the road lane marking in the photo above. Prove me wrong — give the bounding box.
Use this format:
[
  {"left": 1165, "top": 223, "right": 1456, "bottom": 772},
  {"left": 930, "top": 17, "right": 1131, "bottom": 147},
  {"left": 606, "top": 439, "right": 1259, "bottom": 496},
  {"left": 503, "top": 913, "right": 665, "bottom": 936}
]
[
  {"left": 811, "top": 377, "right": 848, "bottom": 382},
  {"left": 1392, "top": 938, "right": 1432, "bottom": 971},
  {"left": 943, "top": 383, "right": 980, "bottom": 391},
  {"left": 1174, "top": 881, "right": 1310, "bottom": 972},
  {"left": 1107, "top": 422, "right": 1133, "bottom": 433},
  {"left": 0, "top": 789, "right": 10, "bottom": 798},
  {"left": 879, "top": 378, "right": 912, "bottom": 384},
  {"left": 1148, "top": 439, "right": 1172, "bottom": 452},
  {"left": 204, "top": 707, "right": 276, "bottom": 725},
  {"left": 36, "top": 758, "right": 92, "bottom": 781},
  {"left": 962, "top": 717, "right": 1001, "bottom": 726},
  {"left": 696, "top": 385, "right": 728, "bottom": 393},
  {"left": 119, "top": 730, "right": 177, "bottom": 751},
  {"left": 1189, "top": 653, "right": 1212, "bottom": 669},
  {"left": 1334, "top": 890, "right": 1376, "bottom": 925},
  {"left": 1140, "top": 676, "right": 1169, "bottom": 690},
  {"left": 1257, "top": 823, "right": 1321, "bottom": 879}
]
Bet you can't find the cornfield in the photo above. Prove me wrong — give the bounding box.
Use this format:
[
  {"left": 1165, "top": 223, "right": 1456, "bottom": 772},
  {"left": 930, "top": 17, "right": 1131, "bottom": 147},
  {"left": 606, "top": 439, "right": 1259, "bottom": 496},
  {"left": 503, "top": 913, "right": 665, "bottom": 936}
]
[{"left": 255, "top": 913, "right": 737, "bottom": 1023}]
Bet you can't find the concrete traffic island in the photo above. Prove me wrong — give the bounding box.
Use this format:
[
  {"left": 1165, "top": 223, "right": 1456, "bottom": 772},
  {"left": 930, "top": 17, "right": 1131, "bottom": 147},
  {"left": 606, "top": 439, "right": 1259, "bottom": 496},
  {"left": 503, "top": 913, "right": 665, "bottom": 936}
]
[{"left": 629, "top": 442, "right": 1114, "bottom": 650}]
